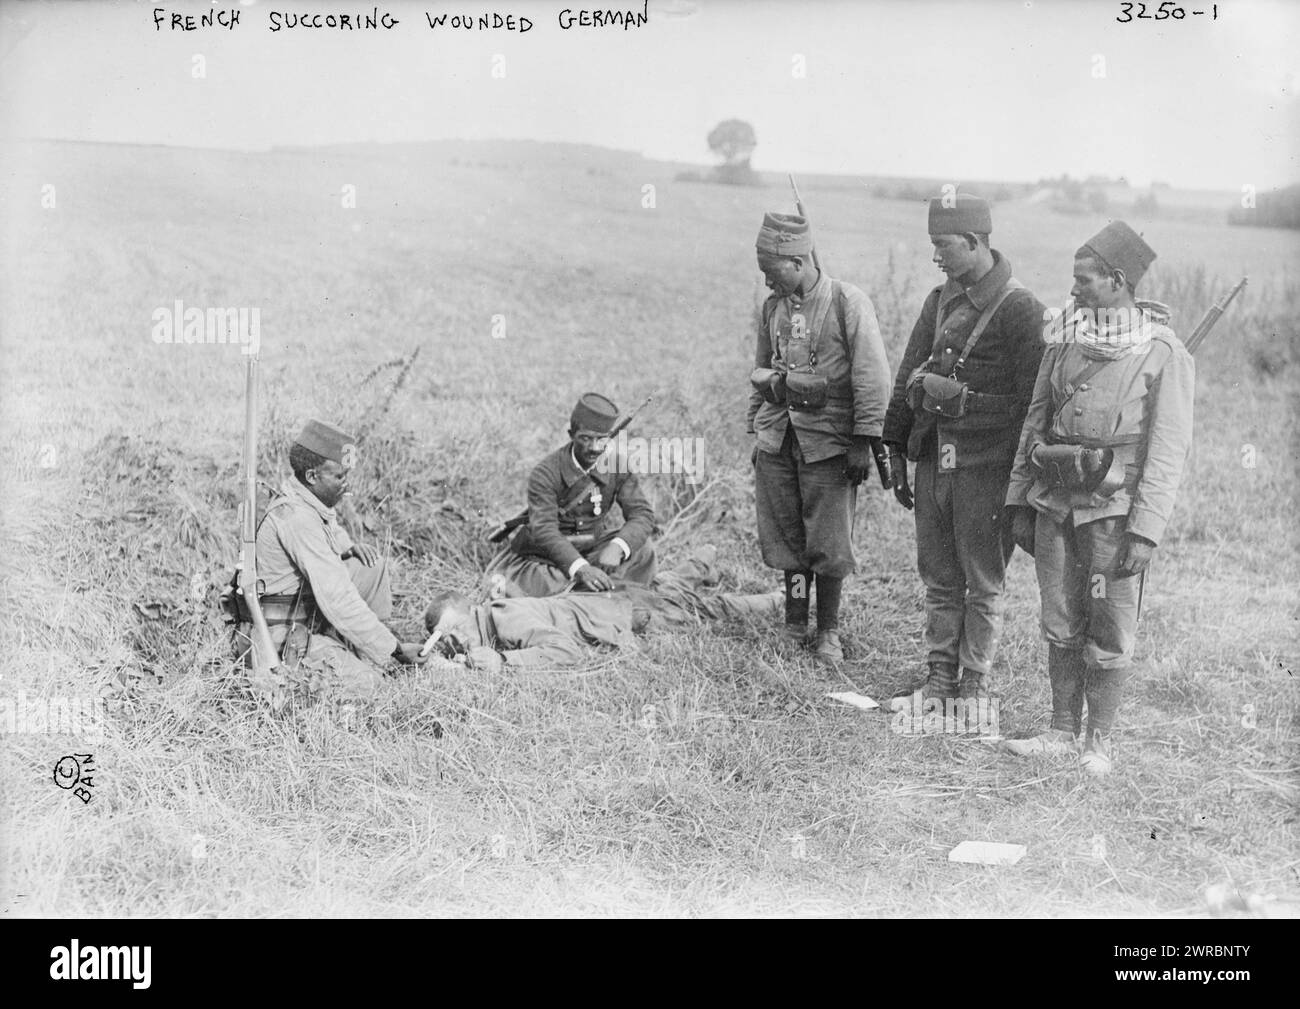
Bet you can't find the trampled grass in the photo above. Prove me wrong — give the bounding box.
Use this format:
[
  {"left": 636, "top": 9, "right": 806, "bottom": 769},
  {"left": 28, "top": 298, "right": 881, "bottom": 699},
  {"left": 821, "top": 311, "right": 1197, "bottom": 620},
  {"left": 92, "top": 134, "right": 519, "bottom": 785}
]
[{"left": 0, "top": 139, "right": 1296, "bottom": 917}]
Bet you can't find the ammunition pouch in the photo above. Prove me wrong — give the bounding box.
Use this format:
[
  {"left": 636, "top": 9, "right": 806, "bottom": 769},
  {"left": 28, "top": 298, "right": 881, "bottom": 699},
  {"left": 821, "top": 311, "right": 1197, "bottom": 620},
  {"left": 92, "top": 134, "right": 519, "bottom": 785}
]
[
  {"left": 918, "top": 373, "right": 970, "bottom": 419},
  {"left": 1030, "top": 444, "right": 1120, "bottom": 494},
  {"left": 784, "top": 369, "right": 829, "bottom": 412},
  {"left": 218, "top": 572, "right": 241, "bottom": 625},
  {"left": 277, "top": 622, "right": 312, "bottom": 669},
  {"left": 228, "top": 586, "right": 321, "bottom": 670},
  {"left": 750, "top": 367, "right": 787, "bottom": 405},
  {"left": 905, "top": 362, "right": 937, "bottom": 411}
]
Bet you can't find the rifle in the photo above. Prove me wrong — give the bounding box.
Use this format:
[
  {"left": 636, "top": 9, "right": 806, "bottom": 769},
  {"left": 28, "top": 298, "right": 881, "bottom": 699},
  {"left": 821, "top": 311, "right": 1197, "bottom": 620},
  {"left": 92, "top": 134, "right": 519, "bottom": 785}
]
[
  {"left": 486, "top": 395, "right": 654, "bottom": 543},
  {"left": 1186, "top": 277, "right": 1247, "bottom": 354},
  {"left": 235, "top": 352, "right": 288, "bottom": 691},
  {"left": 787, "top": 173, "right": 821, "bottom": 272}
]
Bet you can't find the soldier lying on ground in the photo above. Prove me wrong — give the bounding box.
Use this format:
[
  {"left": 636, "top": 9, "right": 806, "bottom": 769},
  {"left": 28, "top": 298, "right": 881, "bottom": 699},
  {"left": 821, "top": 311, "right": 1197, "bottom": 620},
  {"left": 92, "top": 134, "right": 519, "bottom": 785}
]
[
  {"left": 431, "top": 547, "right": 779, "bottom": 670},
  {"left": 483, "top": 392, "right": 657, "bottom": 599}
]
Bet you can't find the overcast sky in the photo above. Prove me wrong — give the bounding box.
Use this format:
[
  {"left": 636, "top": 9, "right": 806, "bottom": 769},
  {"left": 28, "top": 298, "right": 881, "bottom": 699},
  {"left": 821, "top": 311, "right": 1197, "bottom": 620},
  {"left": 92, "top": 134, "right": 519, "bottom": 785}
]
[{"left": 1, "top": 0, "right": 1296, "bottom": 189}]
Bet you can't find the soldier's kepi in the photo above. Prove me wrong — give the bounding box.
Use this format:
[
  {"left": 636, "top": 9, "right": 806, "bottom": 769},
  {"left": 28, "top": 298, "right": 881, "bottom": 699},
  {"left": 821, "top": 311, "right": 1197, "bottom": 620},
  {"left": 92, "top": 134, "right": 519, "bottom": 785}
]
[
  {"left": 1004, "top": 220, "right": 1196, "bottom": 777},
  {"left": 881, "top": 193, "right": 1047, "bottom": 705},
  {"left": 748, "top": 209, "right": 894, "bottom": 666}
]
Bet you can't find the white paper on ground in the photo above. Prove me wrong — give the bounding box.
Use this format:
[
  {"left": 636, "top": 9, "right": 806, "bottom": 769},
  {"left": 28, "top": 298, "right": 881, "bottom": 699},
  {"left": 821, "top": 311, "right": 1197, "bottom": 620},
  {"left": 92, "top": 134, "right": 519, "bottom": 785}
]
[
  {"left": 948, "top": 841, "right": 1026, "bottom": 866},
  {"left": 826, "top": 691, "right": 879, "bottom": 711}
]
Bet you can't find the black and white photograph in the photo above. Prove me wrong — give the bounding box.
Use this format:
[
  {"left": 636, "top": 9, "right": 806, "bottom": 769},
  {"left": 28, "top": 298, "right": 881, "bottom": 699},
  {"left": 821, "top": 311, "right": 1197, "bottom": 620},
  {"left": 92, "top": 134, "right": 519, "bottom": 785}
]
[{"left": 0, "top": 0, "right": 1296, "bottom": 937}]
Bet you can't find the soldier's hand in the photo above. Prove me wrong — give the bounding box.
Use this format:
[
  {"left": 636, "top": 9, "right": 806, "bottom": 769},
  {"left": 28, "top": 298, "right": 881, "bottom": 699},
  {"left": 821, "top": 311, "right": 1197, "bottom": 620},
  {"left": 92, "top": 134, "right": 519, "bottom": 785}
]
[
  {"left": 574, "top": 563, "right": 615, "bottom": 592},
  {"left": 751, "top": 441, "right": 759, "bottom": 468},
  {"left": 392, "top": 642, "right": 431, "bottom": 666},
  {"left": 1010, "top": 506, "right": 1037, "bottom": 556},
  {"left": 887, "top": 445, "right": 913, "bottom": 510},
  {"left": 1118, "top": 534, "right": 1155, "bottom": 577},
  {"left": 845, "top": 436, "right": 873, "bottom": 486},
  {"left": 593, "top": 541, "right": 625, "bottom": 573},
  {"left": 343, "top": 544, "right": 379, "bottom": 567},
  {"left": 467, "top": 646, "right": 505, "bottom": 674}
]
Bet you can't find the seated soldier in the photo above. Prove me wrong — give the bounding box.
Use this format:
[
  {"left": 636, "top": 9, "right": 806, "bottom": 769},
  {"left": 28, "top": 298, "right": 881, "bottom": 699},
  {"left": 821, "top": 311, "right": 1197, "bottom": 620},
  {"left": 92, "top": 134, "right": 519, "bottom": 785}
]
[
  {"left": 434, "top": 547, "right": 779, "bottom": 670},
  {"left": 232, "top": 419, "right": 430, "bottom": 699},
  {"left": 484, "top": 393, "right": 656, "bottom": 598}
]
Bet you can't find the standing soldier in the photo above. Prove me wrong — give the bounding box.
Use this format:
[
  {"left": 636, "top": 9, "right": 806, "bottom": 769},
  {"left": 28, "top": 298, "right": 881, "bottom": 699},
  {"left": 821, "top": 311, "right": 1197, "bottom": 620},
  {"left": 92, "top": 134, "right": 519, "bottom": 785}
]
[
  {"left": 232, "top": 419, "right": 431, "bottom": 699},
  {"left": 484, "top": 393, "right": 657, "bottom": 598},
  {"left": 882, "top": 194, "right": 1047, "bottom": 702},
  {"left": 1003, "top": 221, "right": 1194, "bottom": 775},
  {"left": 747, "top": 212, "right": 892, "bottom": 666}
]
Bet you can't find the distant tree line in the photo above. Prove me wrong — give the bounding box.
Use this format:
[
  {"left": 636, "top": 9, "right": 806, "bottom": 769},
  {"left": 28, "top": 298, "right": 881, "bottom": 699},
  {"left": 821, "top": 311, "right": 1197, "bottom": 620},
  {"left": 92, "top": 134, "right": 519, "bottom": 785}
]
[{"left": 1228, "top": 184, "right": 1300, "bottom": 230}]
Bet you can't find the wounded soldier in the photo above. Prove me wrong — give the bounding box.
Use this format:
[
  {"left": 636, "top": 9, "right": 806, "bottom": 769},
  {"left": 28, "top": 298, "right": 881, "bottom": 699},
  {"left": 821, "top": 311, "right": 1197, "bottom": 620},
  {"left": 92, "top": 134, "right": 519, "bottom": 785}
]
[{"left": 430, "top": 548, "right": 779, "bottom": 670}]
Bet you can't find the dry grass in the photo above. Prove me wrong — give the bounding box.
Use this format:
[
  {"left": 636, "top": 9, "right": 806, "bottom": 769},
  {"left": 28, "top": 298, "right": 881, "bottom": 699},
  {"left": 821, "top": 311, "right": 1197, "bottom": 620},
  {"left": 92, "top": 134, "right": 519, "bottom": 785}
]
[{"left": 0, "top": 139, "right": 1296, "bottom": 918}]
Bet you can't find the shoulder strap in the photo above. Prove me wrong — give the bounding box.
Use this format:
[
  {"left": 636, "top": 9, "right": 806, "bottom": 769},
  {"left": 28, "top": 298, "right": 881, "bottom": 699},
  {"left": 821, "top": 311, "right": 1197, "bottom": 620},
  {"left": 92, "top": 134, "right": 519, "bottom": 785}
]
[
  {"left": 254, "top": 492, "right": 297, "bottom": 536},
  {"left": 558, "top": 475, "right": 597, "bottom": 515},
  {"left": 759, "top": 294, "right": 779, "bottom": 366},
  {"left": 953, "top": 278, "right": 1025, "bottom": 373},
  {"left": 930, "top": 285, "right": 947, "bottom": 351},
  {"left": 832, "top": 280, "right": 851, "bottom": 361}
]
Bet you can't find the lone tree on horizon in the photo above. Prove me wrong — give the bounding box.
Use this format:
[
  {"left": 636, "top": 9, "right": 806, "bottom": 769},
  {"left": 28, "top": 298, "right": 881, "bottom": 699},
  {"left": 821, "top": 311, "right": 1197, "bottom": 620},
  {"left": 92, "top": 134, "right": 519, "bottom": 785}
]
[{"left": 707, "top": 119, "right": 759, "bottom": 186}]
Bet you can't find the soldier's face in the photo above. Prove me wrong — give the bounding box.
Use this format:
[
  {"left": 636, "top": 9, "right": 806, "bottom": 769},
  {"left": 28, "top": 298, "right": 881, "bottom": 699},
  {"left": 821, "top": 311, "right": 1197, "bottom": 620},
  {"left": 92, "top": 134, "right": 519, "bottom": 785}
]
[
  {"left": 931, "top": 234, "right": 979, "bottom": 282},
  {"left": 571, "top": 429, "right": 610, "bottom": 469},
  {"left": 1071, "top": 258, "right": 1123, "bottom": 311},
  {"left": 757, "top": 254, "right": 803, "bottom": 297},
  {"left": 308, "top": 460, "right": 349, "bottom": 508}
]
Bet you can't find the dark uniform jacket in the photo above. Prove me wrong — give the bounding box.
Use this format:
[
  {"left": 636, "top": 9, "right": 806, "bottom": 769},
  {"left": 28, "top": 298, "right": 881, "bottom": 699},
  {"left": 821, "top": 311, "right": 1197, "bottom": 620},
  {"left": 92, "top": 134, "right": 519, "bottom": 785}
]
[
  {"left": 882, "top": 252, "right": 1046, "bottom": 470},
  {"left": 508, "top": 444, "right": 656, "bottom": 573}
]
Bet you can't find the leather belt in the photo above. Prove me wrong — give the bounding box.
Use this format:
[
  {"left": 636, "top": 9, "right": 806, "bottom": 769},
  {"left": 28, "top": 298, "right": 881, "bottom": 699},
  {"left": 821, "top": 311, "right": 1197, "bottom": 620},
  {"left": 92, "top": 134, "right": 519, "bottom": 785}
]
[{"left": 964, "top": 391, "right": 1018, "bottom": 415}]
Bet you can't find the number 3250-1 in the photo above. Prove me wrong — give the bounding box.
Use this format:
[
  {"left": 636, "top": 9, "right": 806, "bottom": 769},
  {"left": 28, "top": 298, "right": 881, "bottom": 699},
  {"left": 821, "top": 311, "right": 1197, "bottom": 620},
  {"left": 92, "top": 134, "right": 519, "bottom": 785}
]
[{"left": 1117, "top": 3, "right": 1218, "bottom": 22}]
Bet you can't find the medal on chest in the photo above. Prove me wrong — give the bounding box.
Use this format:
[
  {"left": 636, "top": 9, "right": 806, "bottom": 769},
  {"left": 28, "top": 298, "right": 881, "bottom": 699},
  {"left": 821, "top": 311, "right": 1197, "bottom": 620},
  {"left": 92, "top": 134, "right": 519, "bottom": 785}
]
[{"left": 590, "top": 486, "right": 602, "bottom": 516}]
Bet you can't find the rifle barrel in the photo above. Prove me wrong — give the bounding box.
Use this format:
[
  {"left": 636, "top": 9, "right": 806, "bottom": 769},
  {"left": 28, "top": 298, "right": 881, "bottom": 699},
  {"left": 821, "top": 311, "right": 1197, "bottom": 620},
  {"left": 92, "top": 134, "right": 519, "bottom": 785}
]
[
  {"left": 787, "top": 173, "right": 821, "bottom": 271},
  {"left": 1186, "top": 276, "right": 1247, "bottom": 355}
]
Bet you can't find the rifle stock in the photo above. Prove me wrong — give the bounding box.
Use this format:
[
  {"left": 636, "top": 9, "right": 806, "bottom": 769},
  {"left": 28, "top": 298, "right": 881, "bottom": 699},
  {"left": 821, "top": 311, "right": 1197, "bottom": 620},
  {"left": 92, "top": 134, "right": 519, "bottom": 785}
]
[{"left": 236, "top": 353, "right": 286, "bottom": 688}]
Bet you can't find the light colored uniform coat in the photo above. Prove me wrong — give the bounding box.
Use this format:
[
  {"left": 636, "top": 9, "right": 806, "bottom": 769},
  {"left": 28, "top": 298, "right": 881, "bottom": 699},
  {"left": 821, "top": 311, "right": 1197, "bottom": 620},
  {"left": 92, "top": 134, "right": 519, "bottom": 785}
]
[
  {"left": 251, "top": 478, "right": 397, "bottom": 698},
  {"left": 1007, "top": 324, "right": 1195, "bottom": 669}
]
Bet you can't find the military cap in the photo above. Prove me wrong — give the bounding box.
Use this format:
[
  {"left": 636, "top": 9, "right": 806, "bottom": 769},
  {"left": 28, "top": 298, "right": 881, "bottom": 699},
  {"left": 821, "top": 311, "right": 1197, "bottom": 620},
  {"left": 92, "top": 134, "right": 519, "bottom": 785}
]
[
  {"left": 570, "top": 393, "right": 619, "bottom": 434},
  {"left": 1078, "top": 220, "right": 1157, "bottom": 288},
  {"left": 294, "top": 419, "right": 356, "bottom": 464},
  {"left": 755, "top": 212, "right": 814, "bottom": 257},
  {"left": 928, "top": 194, "right": 992, "bottom": 236}
]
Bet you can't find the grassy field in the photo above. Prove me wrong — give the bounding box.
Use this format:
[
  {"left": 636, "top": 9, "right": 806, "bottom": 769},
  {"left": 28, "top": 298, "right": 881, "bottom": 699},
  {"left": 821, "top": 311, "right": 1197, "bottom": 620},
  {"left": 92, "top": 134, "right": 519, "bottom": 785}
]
[{"left": 1, "top": 138, "right": 1296, "bottom": 917}]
